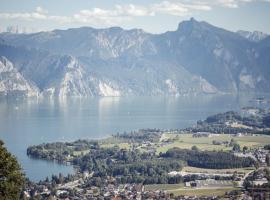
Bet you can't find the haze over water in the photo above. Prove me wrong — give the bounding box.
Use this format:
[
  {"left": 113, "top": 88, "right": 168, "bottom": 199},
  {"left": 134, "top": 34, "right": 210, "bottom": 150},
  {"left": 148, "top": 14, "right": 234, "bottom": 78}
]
[{"left": 0, "top": 94, "right": 265, "bottom": 181}]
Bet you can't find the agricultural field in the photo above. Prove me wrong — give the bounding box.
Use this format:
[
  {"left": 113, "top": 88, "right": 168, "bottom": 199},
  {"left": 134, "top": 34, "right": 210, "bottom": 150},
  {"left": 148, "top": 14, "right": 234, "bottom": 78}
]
[
  {"left": 157, "top": 133, "right": 270, "bottom": 153},
  {"left": 145, "top": 183, "right": 185, "bottom": 191},
  {"left": 171, "top": 188, "right": 239, "bottom": 197},
  {"left": 145, "top": 183, "right": 238, "bottom": 197},
  {"left": 181, "top": 166, "right": 255, "bottom": 175},
  {"left": 100, "top": 142, "right": 130, "bottom": 149},
  {"left": 99, "top": 136, "right": 132, "bottom": 149},
  {"left": 98, "top": 133, "right": 270, "bottom": 156},
  {"left": 72, "top": 150, "right": 90, "bottom": 156},
  {"left": 236, "top": 135, "right": 270, "bottom": 148}
]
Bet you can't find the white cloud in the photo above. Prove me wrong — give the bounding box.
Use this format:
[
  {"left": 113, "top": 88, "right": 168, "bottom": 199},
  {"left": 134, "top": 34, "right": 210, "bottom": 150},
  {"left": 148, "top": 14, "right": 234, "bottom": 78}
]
[
  {"left": 216, "top": 0, "right": 239, "bottom": 8},
  {"left": 153, "top": 1, "right": 189, "bottom": 16},
  {"left": 72, "top": 4, "right": 154, "bottom": 26},
  {"left": 116, "top": 4, "right": 155, "bottom": 17},
  {"left": 0, "top": 12, "right": 45, "bottom": 20},
  {"left": 152, "top": 1, "right": 212, "bottom": 16},
  {"left": 197, "top": 0, "right": 270, "bottom": 8},
  {"left": 36, "top": 6, "right": 48, "bottom": 14},
  {"left": 0, "top": 5, "right": 154, "bottom": 26},
  {"left": 0, "top": 0, "right": 268, "bottom": 26},
  {"left": 75, "top": 4, "right": 153, "bottom": 18}
]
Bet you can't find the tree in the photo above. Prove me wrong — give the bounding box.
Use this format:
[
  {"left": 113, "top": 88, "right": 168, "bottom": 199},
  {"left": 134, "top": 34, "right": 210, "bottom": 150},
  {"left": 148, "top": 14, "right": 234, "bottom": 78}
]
[
  {"left": 191, "top": 145, "right": 199, "bottom": 151},
  {"left": 265, "top": 168, "right": 270, "bottom": 181},
  {"left": 58, "top": 173, "right": 64, "bottom": 184},
  {"left": 263, "top": 115, "right": 270, "bottom": 127},
  {"left": 266, "top": 154, "right": 270, "bottom": 166},
  {"left": 0, "top": 140, "right": 25, "bottom": 200},
  {"left": 232, "top": 143, "right": 241, "bottom": 152},
  {"left": 229, "top": 139, "right": 235, "bottom": 147},
  {"left": 243, "top": 146, "right": 248, "bottom": 153}
]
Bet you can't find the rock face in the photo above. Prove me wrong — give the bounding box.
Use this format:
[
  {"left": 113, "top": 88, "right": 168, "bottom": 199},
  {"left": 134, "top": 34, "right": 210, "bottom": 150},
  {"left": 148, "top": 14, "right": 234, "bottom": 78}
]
[
  {"left": 0, "top": 18, "right": 269, "bottom": 97},
  {"left": 237, "top": 30, "right": 268, "bottom": 42},
  {"left": 0, "top": 56, "right": 39, "bottom": 97}
]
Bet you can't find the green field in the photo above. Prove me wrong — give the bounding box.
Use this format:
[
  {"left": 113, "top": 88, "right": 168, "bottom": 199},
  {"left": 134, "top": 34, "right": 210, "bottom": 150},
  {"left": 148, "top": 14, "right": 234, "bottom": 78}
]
[
  {"left": 145, "top": 183, "right": 184, "bottom": 191},
  {"left": 157, "top": 133, "right": 270, "bottom": 153},
  {"left": 100, "top": 142, "right": 130, "bottom": 149},
  {"left": 171, "top": 188, "right": 238, "bottom": 197},
  {"left": 145, "top": 183, "right": 238, "bottom": 197},
  {"left": 182, "top": 166, "right": 255, "bottom": 174},
  {"left": 99, "top": 133, "right": 270, "bottom": 156},
  {"left": 73, "top": 150, "right": 90, "bottom": 156},
  {"left": 99, "top": 136, "right": 131, "bottom": 149}
]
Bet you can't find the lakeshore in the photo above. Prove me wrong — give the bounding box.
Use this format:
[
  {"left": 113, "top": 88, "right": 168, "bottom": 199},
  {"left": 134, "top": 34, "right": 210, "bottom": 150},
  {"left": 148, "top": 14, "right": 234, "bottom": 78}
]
[{"left": 23, "top": 107, "right": 270, "bottom": 199}]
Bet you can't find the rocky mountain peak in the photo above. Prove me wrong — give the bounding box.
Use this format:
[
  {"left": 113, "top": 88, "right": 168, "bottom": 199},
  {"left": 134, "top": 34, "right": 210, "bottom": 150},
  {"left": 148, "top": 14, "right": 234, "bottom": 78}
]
[
  {"left": 0, "top": 20, "right": 270, "bottom": 97},
  {"left": 177, "top": 18, "right": 205, "bottom": 32}
]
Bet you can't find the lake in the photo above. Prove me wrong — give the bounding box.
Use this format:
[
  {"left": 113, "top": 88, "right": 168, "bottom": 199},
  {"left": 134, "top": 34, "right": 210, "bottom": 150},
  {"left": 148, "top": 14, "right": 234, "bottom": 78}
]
[{"left": 0, "top": 94, "right": 266, "bottom": 182}]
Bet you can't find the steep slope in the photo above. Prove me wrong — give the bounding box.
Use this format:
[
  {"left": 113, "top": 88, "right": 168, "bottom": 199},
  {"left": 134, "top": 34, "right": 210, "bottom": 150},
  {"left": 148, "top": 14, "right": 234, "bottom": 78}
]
[
  {"left": 80, "top": 56, "right": 218, "bottom": 96},
  {"left": 0, "top": 18, "right": 269, "bottom": 97},
  {"left": 237, "top": 30, "right": 268, "bottom": 42},
  {"left": 0, "top": 56, "right": 39, "bottom": 97},
  {"left": 39, "top": 56, "right": 125, "bottom": 97},
  {"left": 0, "top": 42, "right": 94, "bottom": 97},
  {"left": 151, "top": 18, "right": 269, "bottom": 93},
  {"left": 254, "top": 36, "right": 270, "bottom": 89},
  {"left": 0, "top": 27, "right": 153, "bottom": 59},
  {"left": 0, "top": 36, "right": 217, "bottom": 97}
]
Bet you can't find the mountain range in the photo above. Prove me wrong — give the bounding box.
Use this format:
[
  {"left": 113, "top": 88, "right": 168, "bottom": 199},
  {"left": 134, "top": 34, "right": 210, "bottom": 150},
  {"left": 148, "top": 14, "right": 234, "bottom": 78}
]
[{"left": 0, "top": 18, "right": 269, "bottom": 97}]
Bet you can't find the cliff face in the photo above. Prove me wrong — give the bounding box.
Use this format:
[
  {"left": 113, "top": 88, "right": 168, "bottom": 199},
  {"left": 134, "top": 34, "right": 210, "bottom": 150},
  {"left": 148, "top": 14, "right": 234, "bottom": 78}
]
[
  {"left": 0, "top": 56, "right": 39, "bottom": 97},
  {"left": 0, "top": 18, "right": 269, "bottom": 97}
]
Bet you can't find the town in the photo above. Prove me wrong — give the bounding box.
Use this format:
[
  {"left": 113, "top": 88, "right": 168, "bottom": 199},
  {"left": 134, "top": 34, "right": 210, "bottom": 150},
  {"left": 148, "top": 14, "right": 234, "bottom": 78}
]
[{"left": 23, "top": 108, "right": 270, "bottom": 199}]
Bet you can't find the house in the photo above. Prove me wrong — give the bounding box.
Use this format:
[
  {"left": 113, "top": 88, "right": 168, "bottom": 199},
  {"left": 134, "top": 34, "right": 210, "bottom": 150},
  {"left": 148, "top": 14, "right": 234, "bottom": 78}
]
[
  {"left": 56, "top": 190, "right": 68, "bottom": 197},
  {"left": 252, "top": 178, "right": 268, "bottom": 186},
  {"left": 185, "top": 182, "right": 191, "bottom": 187},
  {"left": 193, "top": 132, "right": 212, "bottom": 138},
  {"left": 235, "top": 133, "right": 243, "bottom": 137}
]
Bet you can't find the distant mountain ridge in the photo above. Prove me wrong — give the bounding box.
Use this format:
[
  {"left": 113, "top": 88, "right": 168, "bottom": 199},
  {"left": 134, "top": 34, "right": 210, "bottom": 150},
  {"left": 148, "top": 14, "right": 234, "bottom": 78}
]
[{"left": 0, "top": 18, "right": 269, "bottom": 97}]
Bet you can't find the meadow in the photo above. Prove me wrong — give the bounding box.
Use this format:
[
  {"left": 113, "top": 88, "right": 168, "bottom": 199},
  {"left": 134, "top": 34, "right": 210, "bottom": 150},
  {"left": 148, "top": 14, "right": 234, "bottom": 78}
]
[
  {"left": 145, "top": 184, "right": 239, "bottom": 197},
  {"left": 156, "top": 133, "right": 270, "bottom": 153}
]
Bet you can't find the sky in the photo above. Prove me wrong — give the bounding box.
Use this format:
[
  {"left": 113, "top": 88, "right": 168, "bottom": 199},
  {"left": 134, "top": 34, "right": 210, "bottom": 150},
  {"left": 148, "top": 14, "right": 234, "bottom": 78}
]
[{"left": 0, "top": 0, "right": 270, "bottom": 34}]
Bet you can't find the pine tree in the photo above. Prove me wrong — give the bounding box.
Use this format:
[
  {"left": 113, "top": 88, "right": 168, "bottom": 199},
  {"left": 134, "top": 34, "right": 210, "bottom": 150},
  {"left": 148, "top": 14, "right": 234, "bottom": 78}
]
[
  {"left": 0, "top": 140, "right": 25, "bottom": 200},
  {"left": 266, "top": 154, "right": 270, "bottom": 166}
]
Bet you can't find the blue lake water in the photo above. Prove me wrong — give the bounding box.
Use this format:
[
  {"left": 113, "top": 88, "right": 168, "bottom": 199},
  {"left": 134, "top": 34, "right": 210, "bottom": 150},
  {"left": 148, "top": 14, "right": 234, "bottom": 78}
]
[{"left": 0, "top": 94, "right": 266, "bottom": 182}]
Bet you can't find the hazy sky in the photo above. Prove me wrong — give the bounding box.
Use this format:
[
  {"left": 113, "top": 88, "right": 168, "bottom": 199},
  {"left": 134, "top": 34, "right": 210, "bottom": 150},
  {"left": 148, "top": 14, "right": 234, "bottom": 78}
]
[{"left": 0, "top": 0, "right": 270, "bottom": 33}]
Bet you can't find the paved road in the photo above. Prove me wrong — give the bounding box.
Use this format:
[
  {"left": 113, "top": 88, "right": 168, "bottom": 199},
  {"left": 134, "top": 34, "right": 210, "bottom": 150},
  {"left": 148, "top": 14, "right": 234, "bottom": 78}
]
[{"left": 239, "top": 167, "right": 264, "bottom": 187}]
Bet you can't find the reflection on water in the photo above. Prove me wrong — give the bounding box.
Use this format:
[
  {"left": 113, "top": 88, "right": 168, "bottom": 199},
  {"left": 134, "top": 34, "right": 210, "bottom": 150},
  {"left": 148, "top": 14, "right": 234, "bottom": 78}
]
[{"left": 0, "top": 94, "right": 268, "bottom": 182}]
